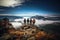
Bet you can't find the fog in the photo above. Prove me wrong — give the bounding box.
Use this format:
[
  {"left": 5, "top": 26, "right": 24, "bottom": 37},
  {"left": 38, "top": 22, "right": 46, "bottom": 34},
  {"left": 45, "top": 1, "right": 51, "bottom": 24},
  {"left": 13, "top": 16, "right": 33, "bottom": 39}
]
[{"left": 10, "top": 18, "right": 60, "bottom": 29}]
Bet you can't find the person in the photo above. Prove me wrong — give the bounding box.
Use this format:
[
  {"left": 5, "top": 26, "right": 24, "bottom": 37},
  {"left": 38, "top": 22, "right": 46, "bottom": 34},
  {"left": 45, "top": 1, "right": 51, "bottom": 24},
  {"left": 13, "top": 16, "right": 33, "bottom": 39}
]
[
  {"left": 30, "top": 19, "right": 32, "bottom": 24},
  {"left": 24, "top": 19, "right": 26, "bottom": 24},
  {"left": 32, "top": 19, "right": 36, "bottom": 25},
  {"left": 27, "top": 18, "right": 29, "bottom": 24}
]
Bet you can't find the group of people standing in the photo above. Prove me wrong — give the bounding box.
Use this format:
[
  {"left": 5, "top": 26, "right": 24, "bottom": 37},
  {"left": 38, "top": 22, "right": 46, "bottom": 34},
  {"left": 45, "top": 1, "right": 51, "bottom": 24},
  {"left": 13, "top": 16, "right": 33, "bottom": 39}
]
[{"left": 24, "top": 18, "right": 36, "bottom": 25}]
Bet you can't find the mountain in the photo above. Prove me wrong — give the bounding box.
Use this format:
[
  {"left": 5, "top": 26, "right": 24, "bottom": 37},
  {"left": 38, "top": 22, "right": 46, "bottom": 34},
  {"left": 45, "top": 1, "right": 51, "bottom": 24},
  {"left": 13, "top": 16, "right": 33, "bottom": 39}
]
[
  {"left": 31, "top": 15, "right": 45, "bottom": 19},
  {"left": 43, "top": 16, "right": 60, "bottom": 21},
  {"left": 31, "top": 15, "right": 60, "bottom": 21},
  {"left": 0, "top": 16, "right": 23, "bottom": 21}
]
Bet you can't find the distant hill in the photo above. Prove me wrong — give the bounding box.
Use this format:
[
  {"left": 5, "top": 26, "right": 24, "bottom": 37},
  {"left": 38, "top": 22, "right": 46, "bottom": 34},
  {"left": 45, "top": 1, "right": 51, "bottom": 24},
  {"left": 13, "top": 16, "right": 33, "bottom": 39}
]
[
  {"left": 43, "top": 17, "right": 60, "bottom": 21},
  {"left": 31, "top": 15, "right": 60, "bottom": 21},
  {"left": 0, "top": 16, "right": 23, "bottom": 21},
  {"left": 31, "top": 15, "right": 45, "bottom": 19}
]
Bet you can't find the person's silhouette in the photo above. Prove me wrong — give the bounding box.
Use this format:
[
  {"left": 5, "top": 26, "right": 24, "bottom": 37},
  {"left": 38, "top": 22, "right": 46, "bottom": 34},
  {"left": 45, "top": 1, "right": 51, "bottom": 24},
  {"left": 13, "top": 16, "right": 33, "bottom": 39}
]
[
  {"left": 27, "top": 18, "right": 29, "bottom": 24},
  {"left": 30, "top": 19, "right": 32, "bottom": 24},
  {"left": 32, "top": 19, "right": 35, "bottom": 25},
  {"left": 24, "top": 19, "right": 26, "bottom": 24}
]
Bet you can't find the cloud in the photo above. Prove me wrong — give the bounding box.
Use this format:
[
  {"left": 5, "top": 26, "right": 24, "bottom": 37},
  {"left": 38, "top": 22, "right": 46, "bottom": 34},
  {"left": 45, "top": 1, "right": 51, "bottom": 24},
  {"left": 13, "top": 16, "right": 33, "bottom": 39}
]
[
  {"left": 0, "top": 14, "right": 13, "bottom": 16},
  {"left": 0, "top": 9, "right": 5, "bottom": 11},
  {"left": 0, "top": 0, "right": 26, "bottom": 7}
]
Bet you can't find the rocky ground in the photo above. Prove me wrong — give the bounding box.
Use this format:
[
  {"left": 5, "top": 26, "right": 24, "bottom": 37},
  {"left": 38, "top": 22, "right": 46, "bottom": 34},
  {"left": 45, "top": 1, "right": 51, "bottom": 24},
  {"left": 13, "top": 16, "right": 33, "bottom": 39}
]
[{"left": 0, "top": 23, "right": 60, "bottom": 40}]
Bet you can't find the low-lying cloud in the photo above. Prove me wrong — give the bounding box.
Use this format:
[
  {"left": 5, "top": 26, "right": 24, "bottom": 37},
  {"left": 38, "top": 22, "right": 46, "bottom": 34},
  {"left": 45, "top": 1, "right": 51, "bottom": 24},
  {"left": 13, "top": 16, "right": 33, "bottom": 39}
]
[{"left": 0, "top": 0, "right": 26, "bottom": 7}]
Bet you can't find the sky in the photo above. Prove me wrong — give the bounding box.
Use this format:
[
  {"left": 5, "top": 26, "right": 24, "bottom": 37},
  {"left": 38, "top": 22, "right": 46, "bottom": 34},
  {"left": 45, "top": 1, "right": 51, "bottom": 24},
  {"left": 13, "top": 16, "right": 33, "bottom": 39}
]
[{"left": 0, "top": 0, "right": 60, "bottom": 16}]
